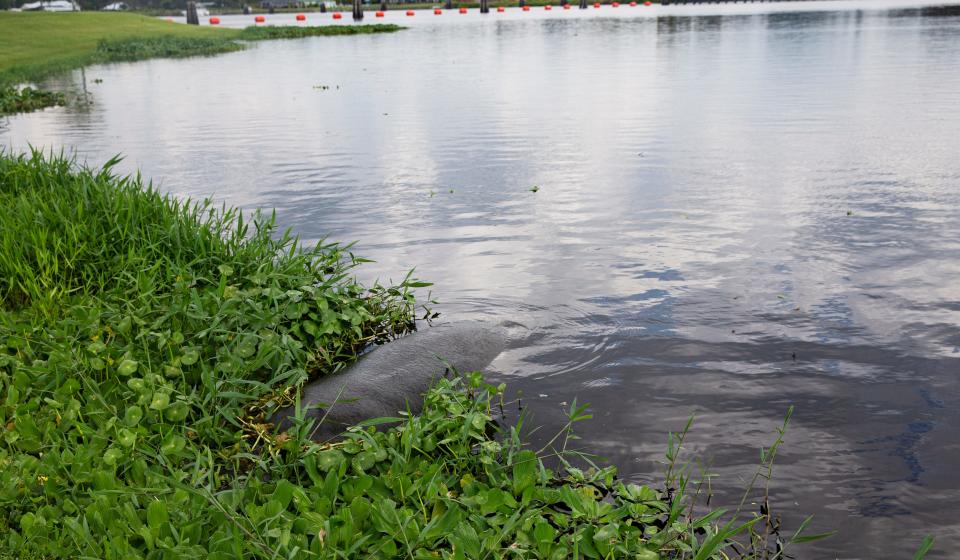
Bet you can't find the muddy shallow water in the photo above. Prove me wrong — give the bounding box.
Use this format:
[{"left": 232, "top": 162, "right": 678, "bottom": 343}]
[{"left": 4, "top": 1, "right": 960, "bottom": 556}]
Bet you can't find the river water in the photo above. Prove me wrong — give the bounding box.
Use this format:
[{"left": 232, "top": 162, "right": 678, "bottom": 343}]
[{"left": 3, "top": 2, "right": 960, "bottom": 556}]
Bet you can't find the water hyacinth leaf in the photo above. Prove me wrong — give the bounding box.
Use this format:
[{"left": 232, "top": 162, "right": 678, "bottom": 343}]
[
  {"left": 635, "top": 549, "right": 660, "bottom": 560},
  {"left": 160, "top": 435, "right": 185, "bottom": 456},
  {"left": 117, "top": 359, "right": 138, "bottom": 376},
  {"left": 149, "top": 391, "right": 170, "bottom": 411},
  {"left": 103, "top": 447, "right": 124, "bottom": 466},
  {"left": 164, "top": 401, "right": 190, "bottom": 422},
  {"left": 316, "top": 450, "right": 346, "bottom": 472},
  {"left": 117, "top": 428, "right": 137, "bottom": 447},
  {"left": 124, "top": 405, "right": 144, "bottom": 426},
  {"left": 180, "top": 347, "right": 200, "bottom": 366},
  {"left": 236, "top": 334, "right": 258, "bottom": 358},
  {"left": 127, "top": 377, "right": 147, "bottom": 392}
]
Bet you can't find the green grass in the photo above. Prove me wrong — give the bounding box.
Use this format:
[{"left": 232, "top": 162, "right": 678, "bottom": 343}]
[
  {"left": 0, "top": 13, "right": 238, "bottom": 87},
  {"left": 0, "top": 150, "right": 839, "bottom": 558},
  {"left": 0, "top": 12, "right": 404, "bottom": 94}
]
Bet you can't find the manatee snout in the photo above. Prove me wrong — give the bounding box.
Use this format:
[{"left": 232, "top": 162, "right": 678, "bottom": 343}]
[{"left": 272, "top": 322, "right": 506, "bottom": 439}]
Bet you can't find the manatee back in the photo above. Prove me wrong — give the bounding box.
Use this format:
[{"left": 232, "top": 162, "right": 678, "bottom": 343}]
[{"left": 273, "top": 322, "right": 506, "bottom": 439}]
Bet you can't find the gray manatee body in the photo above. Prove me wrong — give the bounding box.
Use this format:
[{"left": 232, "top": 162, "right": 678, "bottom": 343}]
[{"left": 272, "top": 322, "right": 506, "bottom": 439}]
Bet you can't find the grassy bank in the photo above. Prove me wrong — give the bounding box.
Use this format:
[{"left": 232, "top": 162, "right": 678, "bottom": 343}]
[
  {"left": 0, "top": 12, "right": 401, "bottom": 115},
  {"left": 0, "top": 13, "right": 238, "bottom": 88},
  {"left": 0, "top": 150, "right": 835, "bottom": 558}
]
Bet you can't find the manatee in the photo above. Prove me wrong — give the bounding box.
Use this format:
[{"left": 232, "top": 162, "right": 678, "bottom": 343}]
[{"left": 272, "top": 322, "right": 507, "bottom": 440}]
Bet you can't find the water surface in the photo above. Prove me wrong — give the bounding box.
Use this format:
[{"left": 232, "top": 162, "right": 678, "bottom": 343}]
[{"left": 4, "top": 2, "right": 960, "bottom": 557}]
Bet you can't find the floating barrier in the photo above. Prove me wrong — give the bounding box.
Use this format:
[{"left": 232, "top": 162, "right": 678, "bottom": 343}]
[
  {"left": 434, "top": 8, "right": 442, "bottom": 13},
  {"left": 644, "top": 0, "right": 651, "bottom": 4},
  {"left": 563, "top": 3, "right": 571, "bottom": 7},
  {"left": 295, "top": 13, "right": 305, "bottom": 20},
  {"left": 459, "top": 6, "right": 467, "bottom": 12},
  {"left": 611, "top": 1, "right": 619, "bottom": 6},
  {"left": 209, "top": 16, "right": 220, "bottom": 24},
  {"left": 593, "top": 2, "right": 600, "bottom": 6},
  {"left": 544, "top": 4, "right": 551, "bottom": 8},
  {"left": 629, "top": 1, "right": 636, "bottom": 5},
  {"left": 522, "top": 4, "right": 529, "bottom": 10},
  {"left": 254, "top": 14, "right": 265, "bottom": 22},
  {"left": 406, "top": 9, "right": 415, "bottom": 14},
  {"left": 497, "top": 5, "right": 505, "bottom": 10},
  {"left": 376, "top": 10, "right": 385, "bottom": 16},
  {"left": 332, "top": 11, "right": 342, "bottom": 18}
]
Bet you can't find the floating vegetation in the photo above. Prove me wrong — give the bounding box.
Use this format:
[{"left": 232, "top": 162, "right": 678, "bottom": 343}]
[
  {"left": 0, "top": 86, "right": 65, "bottom": 116},
  {"left": 237, "top": 24, "right": 404, "bottom": 41},
  {"left": 530, "top": 185, "right": 540, "bottom": 193},
  {"left": 94, "top": 35, "right": 245, "bottom": 62}
]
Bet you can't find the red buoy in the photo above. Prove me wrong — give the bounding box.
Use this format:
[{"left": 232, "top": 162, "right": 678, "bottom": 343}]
[
  {"left": 254, "top": 14, "right": 265, "bottom": 22},
  {"left": 522, "top": 5, "right": 529, "bottom": 10},
  {"left": 459, "top": 6, "right": 467, "bottom": 12},
  {"left": 332, "top": 11, "right": 342, "bottom": 18},
  {"left": 434, "top": 8, "right": 442, "bottom": 13},
  {"left": 295, "top": 13, "right": 305, "bottom": 20},
  {"left": 406, "top": 9, "right": 415, "bottom": 15},
  {"left": 562, "top": 3, "right": 570, "bottom": 8},
  {"left": 644, "top": 0, "right": 651, "bottom": 4},
  {"left": 629, "top": 1, "right": 636, "bottom": 5},
  {"left": 209, "top": 16, "right": 220, "bottom": 24},
  {"left": 496, "top": 5, "right": 505, "bottom": 10},
  {"left": 544, "top": 4, "right": 551, "bottom": 9},
  {"left": 376, "top": 10, "right": 384, "bottom": 16},
  {"left": 612, "top": 1, "right": 619, "bottom": 6},
  {"left": 593, "top": 2, "right": 600, "bottom": 7}
]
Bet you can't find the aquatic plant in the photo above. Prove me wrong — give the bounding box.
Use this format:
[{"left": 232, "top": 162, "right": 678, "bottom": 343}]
[
  {"left": 94, "top": 35, "right": 245, "bottom": 62},
  {"left": 237, "top": 23, "right": 404, "bottom": 40},
  {"left": 0, "top": 86, "right": 64, "bottom": 115}
]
